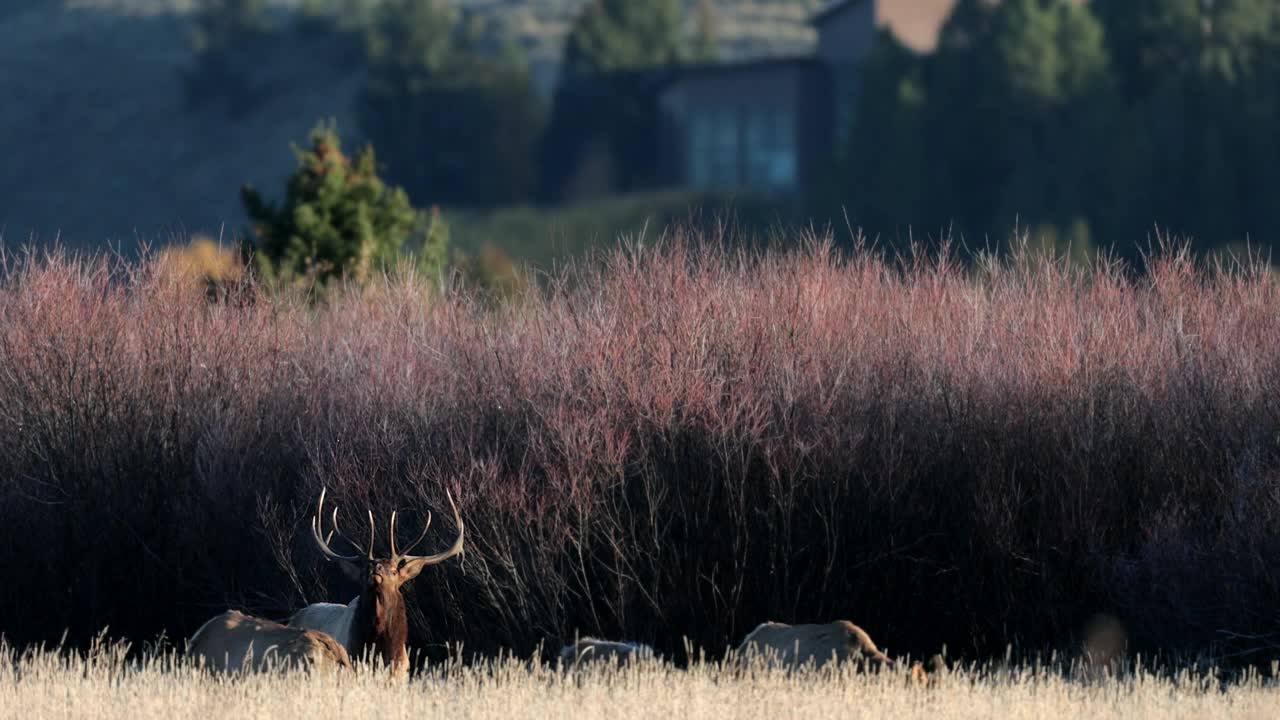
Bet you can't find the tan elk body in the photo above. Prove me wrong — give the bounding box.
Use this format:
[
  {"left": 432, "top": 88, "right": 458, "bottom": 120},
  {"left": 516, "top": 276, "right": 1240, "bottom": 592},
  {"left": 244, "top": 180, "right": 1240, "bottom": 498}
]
[
  {"left": 559, "top": 638, "right": 656, "bottom": 668},
  {"left": 737, "top": 620, "right": 946, "bottom": 685},
  {"left": 736, "top": 621, "right": 895, "bottom": 670},
  {"left": 186, "top": 610, "right": 351, "bottom": 674},
  {"left": 288, "top": 488, "right": 465, "bottom": 678}
]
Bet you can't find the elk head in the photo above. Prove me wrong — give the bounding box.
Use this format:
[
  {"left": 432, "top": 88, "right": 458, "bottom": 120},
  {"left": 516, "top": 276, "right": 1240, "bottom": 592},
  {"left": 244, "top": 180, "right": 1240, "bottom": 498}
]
[{"left": 309, "top": 487, "right": 465, "bottom": 595}]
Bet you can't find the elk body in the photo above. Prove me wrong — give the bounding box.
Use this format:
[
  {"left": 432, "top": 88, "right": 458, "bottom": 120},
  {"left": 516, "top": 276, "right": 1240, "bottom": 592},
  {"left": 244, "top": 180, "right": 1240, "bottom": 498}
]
[
  {"left": 736, "top": 621, "right": 896, "bottom": 670},
  {"left": 737, "top": 620, "right": 946, "bottom": 685},
  {"left": 186, "top": 610, "right": 351, "bottom": 674},
  {"left": 559, "top": 638, "right": 656, "bottom": 668},
  {"left": 288, "top": 488, "right": 465, "bottom": 678}
]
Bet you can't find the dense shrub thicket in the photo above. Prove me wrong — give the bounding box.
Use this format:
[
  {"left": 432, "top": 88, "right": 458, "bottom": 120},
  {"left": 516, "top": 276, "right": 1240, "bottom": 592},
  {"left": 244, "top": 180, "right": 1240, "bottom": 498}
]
[{"left": 0, "top": 236, "right": 1277, "bottom": 667}]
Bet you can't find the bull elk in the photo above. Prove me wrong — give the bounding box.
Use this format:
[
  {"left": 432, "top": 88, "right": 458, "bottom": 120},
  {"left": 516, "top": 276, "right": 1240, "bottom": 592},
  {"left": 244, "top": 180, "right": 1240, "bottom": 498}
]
[
  {"left": 287, "top": 487, "right": 465, "bottom": 678},
  {"left": 186, "top": 610, "right": 351, "bottom": 674},
  {"left": 737, "top": 620, "right": 946, "bottom": 684}
]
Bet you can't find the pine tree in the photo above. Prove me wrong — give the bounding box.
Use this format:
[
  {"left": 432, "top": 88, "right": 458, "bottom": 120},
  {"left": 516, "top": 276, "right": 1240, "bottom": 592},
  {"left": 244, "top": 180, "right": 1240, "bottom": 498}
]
[
  {"left": 691, "top": 0, "right": 720, "bottom": 63},
  {"left": 1095, "top": 0, "right": 1278, "bottom": 92},
  {"left": 561, "top": 0, "right": 686, "bottom": 79},
  {"left": 1093, "top": 0, "right": 1280, "bottom": 250},
  {"left": 988, "top": 0, "right": 1109, "bottom": 109},
  {"left": 835, "top": 30, "right": 927, "bottom": 240},
  {"left": 357, "top": 0, "right": 544, "bottom": 206},
  {"left": 989, "top": 0, "right": 1112, "bottom": 238},
  {"left": 241, "top": 122, "right": 441, "bottom": 288},
  {"left": 540, "top": 0, "right": 687, "bottom": 201},
  {"left": 923, "top": 0, "right": 1004, "bottom": 236},
  {"left": 1091, "top": 0, "right": 1201, "bottom": 97},
  {"left": 362, "top": 0, "right": 457, "bottom": 76}
]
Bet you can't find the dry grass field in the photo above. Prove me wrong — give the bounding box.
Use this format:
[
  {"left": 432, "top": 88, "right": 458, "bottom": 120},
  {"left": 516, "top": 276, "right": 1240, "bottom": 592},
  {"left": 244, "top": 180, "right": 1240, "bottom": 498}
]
[{"left": 2, "top": 640, "right": 1277, "bottom": 720}]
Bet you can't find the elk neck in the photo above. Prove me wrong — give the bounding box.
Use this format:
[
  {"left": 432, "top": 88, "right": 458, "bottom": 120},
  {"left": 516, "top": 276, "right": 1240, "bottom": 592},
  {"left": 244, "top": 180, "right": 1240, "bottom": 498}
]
[{"left": 353, "top": 582, "right": 409, "bottom": 671}]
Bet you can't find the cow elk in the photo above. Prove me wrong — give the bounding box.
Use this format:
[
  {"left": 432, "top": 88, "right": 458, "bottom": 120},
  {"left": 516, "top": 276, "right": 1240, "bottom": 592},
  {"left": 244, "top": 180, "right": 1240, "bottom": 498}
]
[
  {"left": 186, "top": 610, "right": 351, "bottom": 675},
  {"left": 288, "top": 487, "right": 465, "bottom": 678},
  {"left": 737, "top": 620, "right": 944, "bottom": 685},
  {"left": 559, "top": 638, "right": 657, "bottom": 669}
]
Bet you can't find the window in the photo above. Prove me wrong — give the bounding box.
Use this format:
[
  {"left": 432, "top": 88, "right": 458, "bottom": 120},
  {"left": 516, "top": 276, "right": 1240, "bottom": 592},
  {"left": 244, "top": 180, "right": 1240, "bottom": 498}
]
[
  {"left": 770, "top": 107, "right": 796, "bottom": 188},
  {"left": 686, "top": 106, "right": 741, "bottom": 189},
  {"left": 686, "top": 102, "right": 798, "bottom": 191},
  {"left": 745, "top": 109, "right": 769, "bottom": 187},
  {"left": 712, "top": 107, "right": 739, "bottom": 187},
  {"left": 743, "top": 105, "right": 796, "bottom": 191},
  {"left": 688, "top": 111, "right": 713, "bottom": 189}
]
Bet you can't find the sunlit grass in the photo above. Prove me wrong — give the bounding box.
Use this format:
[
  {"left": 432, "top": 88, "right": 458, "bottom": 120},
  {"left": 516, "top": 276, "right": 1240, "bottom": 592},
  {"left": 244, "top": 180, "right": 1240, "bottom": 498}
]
[{"left": 3, "top": 639, "right": 1277, "bottom": 720}]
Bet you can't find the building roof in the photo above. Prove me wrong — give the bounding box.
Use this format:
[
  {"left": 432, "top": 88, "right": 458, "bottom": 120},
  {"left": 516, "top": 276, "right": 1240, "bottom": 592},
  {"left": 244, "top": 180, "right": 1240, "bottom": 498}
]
[{"left": 813, "top": 0, "right": 958, "bottom": 53}]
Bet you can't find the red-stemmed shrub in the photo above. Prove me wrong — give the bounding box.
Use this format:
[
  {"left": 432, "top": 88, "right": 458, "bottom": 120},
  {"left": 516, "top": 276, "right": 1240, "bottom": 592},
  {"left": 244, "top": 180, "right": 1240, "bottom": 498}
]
[{"left": 0, "top": 235, "right": 1277, "bottom": 666}]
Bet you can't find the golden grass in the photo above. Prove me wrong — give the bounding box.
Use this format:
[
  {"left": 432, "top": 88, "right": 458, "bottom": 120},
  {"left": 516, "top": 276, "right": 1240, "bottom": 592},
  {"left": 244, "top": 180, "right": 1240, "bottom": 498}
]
[{"left": 2, "top": 642, "right": 1277, "bottom": 720}]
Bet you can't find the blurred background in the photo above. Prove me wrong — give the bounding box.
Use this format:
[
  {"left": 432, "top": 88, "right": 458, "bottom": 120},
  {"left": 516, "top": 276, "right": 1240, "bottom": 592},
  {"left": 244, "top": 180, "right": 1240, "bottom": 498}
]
[{"left": 3, "top": 0, "right": 1278, "bottom": 273}]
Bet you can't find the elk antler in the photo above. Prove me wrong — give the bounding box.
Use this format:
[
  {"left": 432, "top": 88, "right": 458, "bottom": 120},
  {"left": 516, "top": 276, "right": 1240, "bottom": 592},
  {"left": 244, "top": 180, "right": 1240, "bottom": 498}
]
[
  {"left": 389, "top": 509, "right": 401, "bottom": 557},
  {"left": 396, "top": 509, "right": 432, "bottom": 557},
  {"left": 311, "top": 487, "right": 374, "bottom": 563},
  {"left": 397, "top": 490, "right": 464, "bottom": 565},
  {"left": 389, "top": 507, "right": 432, "bottom": 557}
]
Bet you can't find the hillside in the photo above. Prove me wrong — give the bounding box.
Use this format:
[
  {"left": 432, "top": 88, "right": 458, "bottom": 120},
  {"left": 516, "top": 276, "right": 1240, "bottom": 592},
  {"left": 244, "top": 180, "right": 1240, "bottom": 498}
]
[
  {"left": 2, "top": 1, "right": 365, "bottom": 250},
  {"left": 1, "top": 1, "right": 822, "bottom": 251}
]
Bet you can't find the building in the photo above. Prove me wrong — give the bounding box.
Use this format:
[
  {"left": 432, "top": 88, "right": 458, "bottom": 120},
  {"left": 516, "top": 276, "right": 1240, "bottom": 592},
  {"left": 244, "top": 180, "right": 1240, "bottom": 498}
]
[{"left": 657, "top": 0, "right": 956, "bottom": 196}]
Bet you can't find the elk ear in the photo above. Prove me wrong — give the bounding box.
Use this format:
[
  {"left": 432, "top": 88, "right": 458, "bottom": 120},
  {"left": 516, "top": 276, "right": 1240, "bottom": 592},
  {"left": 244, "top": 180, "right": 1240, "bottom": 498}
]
[{"left": 397, "top": 556, "right": 429, "bottom": 582}]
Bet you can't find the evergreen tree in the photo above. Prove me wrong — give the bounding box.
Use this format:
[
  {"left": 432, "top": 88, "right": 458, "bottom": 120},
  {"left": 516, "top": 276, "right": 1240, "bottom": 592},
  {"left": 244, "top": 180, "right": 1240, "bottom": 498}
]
[
  {"left": 540, "top": 0, "right": 687, "bottom": 202},
  {"left": 691, "top": 0, "right": 720, "bottom": 63},
  {"left": 1200, "top": 0, "right": 1280, "bottom": 83},
  {"left": 914, "top": 0, "right": 1113, "bottom": 243},
  {"left": 1093, "top": 0, "right": 1280, "bottom": 249},
  {"left": 1094, "top": 0, "right": 1277, "bottom": 91},
  {"left": 561, "top": 0, "right": 686, "bottom": 78},
  {"left": 362, "top": 0, "right": 456, "bottom": 75},
  {"left": 921, "top": 0, "right": 1004, "bottom": 236},
  {"left": 991, "top": 0, "right": 1070, "bottom": 106},
  {"left": 988, "top": 0, "right": 1112, "bottom": 236},
  {"left": 836, "top": 30, "right": 927, "bottom": 240},
  {"left": 241, "top": 122, "right": 443, "bottom": 287},
  {"left": 1237, "top": 12, "right": 1280, "bottom": 239},
  {"left": 1054, "top": 1, "right": 1112, "bottom": 99},
  {"left": 357, "top": 0, "right": 545, "bottom": 207},
  {"left": 1091, "top": 0, "right": 1201, "bottom": 97},
  {"left": 839, "top": 0, "right": 1279, "bottom": 258}
]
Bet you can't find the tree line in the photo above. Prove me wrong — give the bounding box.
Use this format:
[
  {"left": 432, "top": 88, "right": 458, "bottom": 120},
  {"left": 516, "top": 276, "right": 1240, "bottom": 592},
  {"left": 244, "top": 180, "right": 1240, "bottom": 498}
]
[
  {"left": 837, "top": 0, "right": 1280, "bottom": 260},
  {"left": 191, "top": 0, "right": 1280, "bottom": 274},
  {"left": 190, "top": 0, "right": 710, "bottom": 209},
  {"left": 187, "top": 0, "right": 715, "bottom": 289}
]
